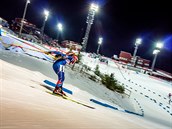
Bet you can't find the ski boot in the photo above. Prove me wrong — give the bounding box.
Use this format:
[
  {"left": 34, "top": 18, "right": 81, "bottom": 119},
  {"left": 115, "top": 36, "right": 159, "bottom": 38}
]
[{"left": 53, "top": 86, "right": 66, "bottom": 96}]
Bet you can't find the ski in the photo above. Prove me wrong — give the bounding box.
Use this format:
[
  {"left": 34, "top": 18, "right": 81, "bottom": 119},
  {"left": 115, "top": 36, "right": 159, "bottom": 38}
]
[{"left": 46, "top": 91, "right": 95, "bottom": 109}]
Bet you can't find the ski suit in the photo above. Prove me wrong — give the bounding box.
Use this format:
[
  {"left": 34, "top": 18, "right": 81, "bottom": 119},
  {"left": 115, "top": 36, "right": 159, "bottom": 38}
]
[{"left": 51, "top": 51, "right": 74, "bottom": 88}]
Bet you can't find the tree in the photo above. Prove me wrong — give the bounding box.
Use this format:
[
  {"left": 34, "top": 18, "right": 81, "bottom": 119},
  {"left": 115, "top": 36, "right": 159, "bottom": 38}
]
[
  {"left": 94, "top": 65, "right": 101, "bottom": 76},
  {"left": 101, "top": 73, "right": 125, "bottom": 93}
]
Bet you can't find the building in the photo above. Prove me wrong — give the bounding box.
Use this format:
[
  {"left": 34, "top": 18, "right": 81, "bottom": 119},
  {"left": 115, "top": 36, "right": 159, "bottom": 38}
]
[
  {"left": 10, "top": 18, "right": 54, "bottom": 45},
  {"left": 11, "top": 18, "right": 39, "bottom": 34},
  {"left": 61, "top": 40, "right": 82, "bottom": 51},
  {"left": 119, "top": 51, "right": 150, "bottom": 68},
  {"left": 119, "top": 51, "right": 132, "bottom": 64},
  {"left": 136, "top": 57, "right": 150, "bottom": 68}
]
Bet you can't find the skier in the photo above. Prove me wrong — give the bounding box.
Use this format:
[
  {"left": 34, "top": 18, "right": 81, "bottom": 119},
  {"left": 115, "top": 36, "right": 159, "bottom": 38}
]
[
  {"left": 45, "top": 50, "right": 78, "bottom": 96},
  {"left": 168, "top": 93, "right": 172, "bottom": 104},
  {"left": 0, "top": 25, "right": 2, "bottom": 36}
]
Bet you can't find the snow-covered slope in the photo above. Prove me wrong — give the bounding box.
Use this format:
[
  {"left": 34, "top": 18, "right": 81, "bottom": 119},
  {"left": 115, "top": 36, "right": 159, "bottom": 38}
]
[
  {"left": 81, "top": 52, "right": 172, "bottom": 127},
  {"left": 0, "top": 33, "right": 172, "bottom": 128}
]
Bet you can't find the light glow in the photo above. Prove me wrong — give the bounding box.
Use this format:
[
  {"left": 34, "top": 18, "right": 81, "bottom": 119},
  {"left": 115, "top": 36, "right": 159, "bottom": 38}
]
[
  {"left": 90, "top": 3, "right": 99, "bottom": 12},
  {"left": 98, "top": 37, "right": 103, "bottom": 44},
  {"left": 27, "top": 0, "right": 30, "bottom": 4},
  {"left": 153, "top": 49, "right": 160, "bottom": 54},
  {"left": 44, "top": 10, "right": 49, "bottom": 21},
  {"left": 135, "top": 38, "right": 142, "bottom": 45},
  {"left": 57, "top": 23, "right": 63, "bottom": 31},
  {"left": 156, "top": 42, "right": 163, "bottom": 49}
]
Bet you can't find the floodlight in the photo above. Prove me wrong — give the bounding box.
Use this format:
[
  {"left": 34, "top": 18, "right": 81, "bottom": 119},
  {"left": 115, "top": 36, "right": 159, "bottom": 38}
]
[
  {"left": 156, "top": 42, "right": 163, "bottom": 49},
  {"left": 57, "top": 23, "right": 63, "bottom": 31},
  {"left": 90, "top": 3, "right": 99, "bottom": 12},
  {"left": 153, "top": 49, "right": 160, "bottom": 55},
  {"left": 98, "top": 37, "right": 103, "bottom": 44},
  {"left": 135, "top": 38, "right": 142, "bottom": 45}
]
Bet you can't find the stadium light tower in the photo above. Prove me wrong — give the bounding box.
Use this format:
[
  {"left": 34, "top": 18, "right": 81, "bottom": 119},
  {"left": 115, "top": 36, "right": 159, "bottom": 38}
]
[
  {"left": 81, "top": 3, "right": 99, "bottom": 52},
  {"left": 19, "top": 0, "right": 30, "bottom": 36},
  {"left": 151, "top": 42, "right": 163, "bottom": 72},
  {"left": 97, "top": 37, "right": 103, "bottom": 54},
  {"left": 132, "top": 38, "right": 142, "bottom": 66},
  {"left": 41, "top": 9, "right": 49, "bottom": 36}
]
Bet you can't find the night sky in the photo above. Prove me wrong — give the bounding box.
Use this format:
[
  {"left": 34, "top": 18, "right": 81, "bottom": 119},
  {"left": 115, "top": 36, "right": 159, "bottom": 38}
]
[{"left": 0, "top": 0, "right": 172, "bottom": 73}]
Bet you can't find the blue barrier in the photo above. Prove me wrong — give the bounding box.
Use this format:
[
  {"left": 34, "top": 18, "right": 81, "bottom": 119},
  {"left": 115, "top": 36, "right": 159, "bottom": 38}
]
[
  {"left": 90, "top": 99, "right": 118, "bottom": 110},
  {"left": 124, "top": 110, "right": 143, "bottom": 117},
  {"left": 90, "top": 99, "right": 144, "bottom": 117}
]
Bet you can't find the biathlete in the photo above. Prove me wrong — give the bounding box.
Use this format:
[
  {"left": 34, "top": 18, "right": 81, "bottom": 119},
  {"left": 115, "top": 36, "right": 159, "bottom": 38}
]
[
  {"left": 45, "top": 51, "right": 78, "bottom": 96},
  {"left": 169, "top": 93, "right": 172, "bottom": 104}
]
